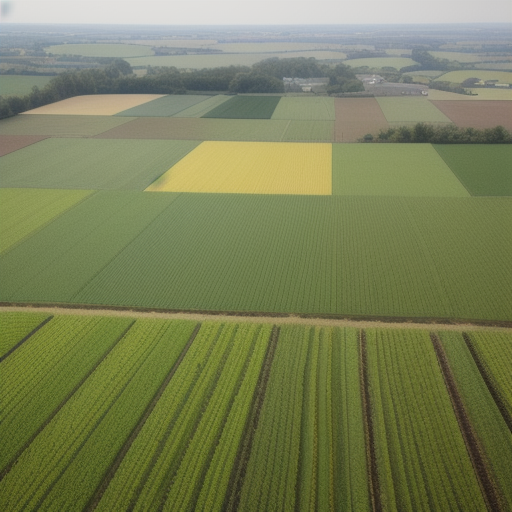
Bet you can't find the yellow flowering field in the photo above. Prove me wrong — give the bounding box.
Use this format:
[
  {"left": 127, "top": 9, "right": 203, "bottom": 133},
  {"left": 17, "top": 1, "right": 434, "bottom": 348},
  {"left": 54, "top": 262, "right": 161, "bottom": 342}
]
[{"left": 146, "top": 141, "right": 332, "bottom": 195}]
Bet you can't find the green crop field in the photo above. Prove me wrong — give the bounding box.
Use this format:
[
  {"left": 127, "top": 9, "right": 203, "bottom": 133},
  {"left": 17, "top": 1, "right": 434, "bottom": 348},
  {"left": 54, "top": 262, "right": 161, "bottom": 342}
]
[
  {"left": 0, "top": 138, "right": 200, "bottom": 190},
  {"left": 343, "top": 57, "right": 418, "bottom": 69},
  {"left": 115, "top": 95, "right": 212, "bottom": 117},
  {"left": 45, "top": 43, "right": 154, "bottom": 58},
  {"left": 281, "top": 120, "right": 335, "bottom": 142},
  {"left": 0, "top": 312, "right": 50, "bottom": 359},
  {"left": 0, "top": 188, "right": 93, "bottom": 253},
  {"left": 271, "top": 96, "right": 335, "bottom": 120},
  {"left": 0, "top": 114, "right": 135, "bottom": 137},
  {"left": 1, "top": 192, "right": 510, "bottom": 321},
  {"left": 434, "top": 144, "right": 512, "bottom": 196},
  {"left": 332, "top": 144, "right": 469, "bottom": 197},
  {"left": 1, "top": 312, "right": 510, "bottom": 511},
  {"left": 125, "top": 51, "right": 346, "bottom": 69},
  {"left": 376, "top": 97, "right": 452, "bottom": 124},
  {"left": 202, "top": 95, "right": 281, "bottom": 119},
  {"left": 0, "top": 76, "right": 54, "bottom": 97},
  {"left": 435, "top": 70, "right": 512, "bottom": 84}
]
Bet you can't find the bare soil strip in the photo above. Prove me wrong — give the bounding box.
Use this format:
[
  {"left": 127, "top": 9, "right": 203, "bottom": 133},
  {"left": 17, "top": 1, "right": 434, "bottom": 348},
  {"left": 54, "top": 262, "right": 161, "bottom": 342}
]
[
  {"left": 84, "top": 323, "right": 201, "bottom": 512},
  {"left": 430, "top": 333, "right": 504, "bottom": 512},
  {"left": 1, "top": 304, "right": 510, "bottom": 333},
  {"left": 463, "top": 332, "right": 512, "bottom": 432},
  {"left": 334, "top": 98, "right": 389, "bottom": 142},
  {"left": 224, "top": 325, "right": 280, "bottom": 512},
  {"left": 359, "top": 330, "right": 382, "bottom": 512},
  {"left": 0, "top": 315, "right": 53, "bottom": 363},
  {"left": 0, "top": 320, "right": 136, "bottom": 483}
]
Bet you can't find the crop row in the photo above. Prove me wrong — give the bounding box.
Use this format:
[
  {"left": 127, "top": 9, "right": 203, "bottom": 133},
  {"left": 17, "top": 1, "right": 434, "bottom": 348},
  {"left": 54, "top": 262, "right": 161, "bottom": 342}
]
[
  {"left": 0, "top": 311, "right": 50, "bottom": 359},
  {"left": 1, "top": 313, "right": 511, "bottom": 511}
]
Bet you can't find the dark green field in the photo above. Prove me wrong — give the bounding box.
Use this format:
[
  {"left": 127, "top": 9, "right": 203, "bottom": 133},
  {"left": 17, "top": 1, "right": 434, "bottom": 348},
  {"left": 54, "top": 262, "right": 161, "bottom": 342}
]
[
  {"left": 434, "top": 144, "right": 512, "bottom": 196},
  {"left": 202, "top": 95, "right": 282, "bottom": 119}
]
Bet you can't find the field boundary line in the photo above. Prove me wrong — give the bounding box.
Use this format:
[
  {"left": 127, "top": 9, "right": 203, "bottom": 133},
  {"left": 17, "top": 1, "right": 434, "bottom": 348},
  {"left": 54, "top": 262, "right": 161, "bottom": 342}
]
[
  {"left": 224, "top": 325, "right": 280, "bottom": 512},
  {"left": 0, "top": 315, "right": 53, "bottom": 363},
  {"left": 0, "top": 319, "right": 136, "bottom": 483},
  {"left": 430, "top": 332, "right": 504, "bottom": 512},
  {"left": 85, "top": 322, "right": 201, "bottom": 511},
  {"left": 359, "top": 329, "right": 382, "bottom": 512},
  {"left": 1, "top": 304, "right": 511, "bottom": 331},
  {"left": 462, "top": 332, "right": 512, "bottom": 432}
]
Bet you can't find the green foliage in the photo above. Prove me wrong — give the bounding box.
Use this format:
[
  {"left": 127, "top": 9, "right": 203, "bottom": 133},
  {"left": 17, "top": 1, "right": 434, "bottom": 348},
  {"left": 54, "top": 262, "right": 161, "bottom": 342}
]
[
  {"left": 228, "top": 72, "right": 284, "bottom": 93},
  {"left": 0, "top": 312, "right": 50, "bottom": 358},
  {"left": 439, "top": 331, "right": 512, "bottom": 510},
  {"left": 0, "top": 316, "right": 133, "bottom": 475},
  {"left": 371, "top": 123, "right": 512, "bottom": 144},
  {"left": 0, "top": 318, "right": 194, "bottom": 511},
  {"left": 238, "top": 324, "right": 309, "bottom": 511},
  {"left": 469, "top": 332, "right": 512, "bottom": 423}
]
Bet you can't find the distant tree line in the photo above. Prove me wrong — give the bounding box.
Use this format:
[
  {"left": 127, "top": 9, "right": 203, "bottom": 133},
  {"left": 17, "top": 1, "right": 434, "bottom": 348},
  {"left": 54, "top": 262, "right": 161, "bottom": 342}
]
[
  {"left": 361, "top": 123, "right": 512, "bottom": 144},
  {"left": 0, "top": 57, "right": 365, "bottom": 119},
  {"left": 400, "top": 49, "right": 463, "bottom": 73}
]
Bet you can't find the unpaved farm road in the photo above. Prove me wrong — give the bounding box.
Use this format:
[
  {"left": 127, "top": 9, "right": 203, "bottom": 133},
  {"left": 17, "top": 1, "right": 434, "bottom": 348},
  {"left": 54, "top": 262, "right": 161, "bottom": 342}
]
[{"left": 1, "top": 305, "right": 511, "bottom": 333}]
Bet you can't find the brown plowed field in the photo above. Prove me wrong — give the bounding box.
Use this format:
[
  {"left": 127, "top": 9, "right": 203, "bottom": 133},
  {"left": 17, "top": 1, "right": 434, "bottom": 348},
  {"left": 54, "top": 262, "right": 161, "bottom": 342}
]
[
  {"left": 430, "top": 100, "right": 512, "bottom": 130},
  {"left": 334, "top": 98, "right": 389, "bottom": 142},
  {"left": 0, "top": 135, "right": 47, "bottom": 156}
]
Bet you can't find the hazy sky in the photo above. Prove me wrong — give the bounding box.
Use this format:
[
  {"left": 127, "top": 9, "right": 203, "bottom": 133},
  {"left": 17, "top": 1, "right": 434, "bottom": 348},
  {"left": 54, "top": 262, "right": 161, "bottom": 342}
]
[{"left": 1, "top": 0, "right": 511, "bottom": 25}]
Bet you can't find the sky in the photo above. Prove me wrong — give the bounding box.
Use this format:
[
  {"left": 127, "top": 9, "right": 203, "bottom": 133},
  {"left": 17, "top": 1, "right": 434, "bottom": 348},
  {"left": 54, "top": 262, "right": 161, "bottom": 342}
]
[{"left": 1, "top": 0, "right": 511, "bottom": 25}]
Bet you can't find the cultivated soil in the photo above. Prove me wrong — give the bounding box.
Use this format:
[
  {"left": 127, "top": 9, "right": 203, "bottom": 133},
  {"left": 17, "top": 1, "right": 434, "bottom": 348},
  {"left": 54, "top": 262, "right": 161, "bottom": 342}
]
[
  {"left": 0, "top": 135, "right": 48, "bottom": 156},
  {"left": 334, "top": 98, "right": 389, "bottom": 142},
  {"left": 431, "top": 100, "right": 512, "bottom": 130}
]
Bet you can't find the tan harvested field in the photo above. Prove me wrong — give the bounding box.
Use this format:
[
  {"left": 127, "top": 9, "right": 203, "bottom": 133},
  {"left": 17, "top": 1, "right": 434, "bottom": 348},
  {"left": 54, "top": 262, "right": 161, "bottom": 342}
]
[
  {"left": 431, "top": 100, "right": 512, "bottom": 130},
  {"left": 23, "top": 94, "right": 165, "bottom": 116},
  {"left": 334, "top": 98, "right": 389, "bottom": 142},
  {"left": 0, "top": 135, "right": 47, "bottom": 156},
  {"left": 427, "top": 89, "right": 512, "bottom": 100}
]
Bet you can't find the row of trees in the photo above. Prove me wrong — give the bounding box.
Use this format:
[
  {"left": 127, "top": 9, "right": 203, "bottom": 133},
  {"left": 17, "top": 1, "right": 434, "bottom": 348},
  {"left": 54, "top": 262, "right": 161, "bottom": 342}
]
[
  {"left": 362, "top": 123, "right": 512, "bottom": 143},
  {"left": 0, "top": 57, "right": 366, "bottom": 119}
]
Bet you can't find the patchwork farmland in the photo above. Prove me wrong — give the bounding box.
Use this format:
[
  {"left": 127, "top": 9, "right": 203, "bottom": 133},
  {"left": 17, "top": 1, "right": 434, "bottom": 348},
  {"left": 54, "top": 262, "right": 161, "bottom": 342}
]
[{"left": 0, "top": 92, "right": 511, "bottom": 511}]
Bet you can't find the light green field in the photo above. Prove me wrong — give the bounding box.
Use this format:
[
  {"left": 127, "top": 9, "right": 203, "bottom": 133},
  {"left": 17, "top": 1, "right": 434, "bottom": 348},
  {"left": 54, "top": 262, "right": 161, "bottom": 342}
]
[
  {"left": 0, "top": 188, "right": 93, "bottom": 254},
  {"left": 403, "top": 70, "right": 444, "bottom": 77},
  {"left": 0, "top": 138, "right": 200, "bottom": 190},
  {"left": 343, "top": 57, "right": 418, "bottom": 70},
  {"left": 332, "top": 144, "right": 469, "bottom": 197},
  {"left": 125, "top": 51, "right": 346, "bottom": 69},
  {"left": 45, "top": 44, "right": 154, "bottom": 58},
  {"left": 271, "top": 97, "right": 335, "bottom": 120},
  {"left": 281, "top": 120, "right": 334, "bottom": 142},
  {"left": 435, "top": 70, "right": 512, "bottom": 84},
  {"left": 0, "top": 76, "right": 53, "bottom": 97},
  {"left": 376, "top": 97, "right": 452, "bottom": 124}
]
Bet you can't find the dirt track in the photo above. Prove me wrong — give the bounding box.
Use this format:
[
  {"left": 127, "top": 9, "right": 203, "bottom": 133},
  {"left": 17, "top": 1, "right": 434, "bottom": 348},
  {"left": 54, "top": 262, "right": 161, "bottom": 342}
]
[{"left": 1, "top": 305, "right": 510, "bottom": 333}]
